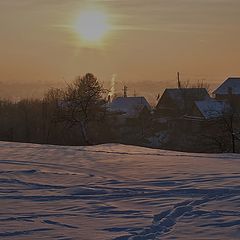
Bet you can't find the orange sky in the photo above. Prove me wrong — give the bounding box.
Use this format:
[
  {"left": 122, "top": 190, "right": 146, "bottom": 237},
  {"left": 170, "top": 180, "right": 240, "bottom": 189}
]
[{"left": 0, "top": 0, "right": 240, "bottom": 99}]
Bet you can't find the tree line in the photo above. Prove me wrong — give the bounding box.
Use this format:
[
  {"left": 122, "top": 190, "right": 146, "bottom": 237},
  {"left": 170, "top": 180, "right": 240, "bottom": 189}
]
[{"left": 0, "top": 73, "right": 153, "bottom": 146}]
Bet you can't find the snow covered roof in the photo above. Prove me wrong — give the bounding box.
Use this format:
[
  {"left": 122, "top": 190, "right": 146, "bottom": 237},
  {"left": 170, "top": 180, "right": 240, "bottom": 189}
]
[
  {"left": 213, "top": 77, "right": 240, "bottom": 95},
  {"left": 109, "top": 97, "right": 151, "bottom": 117},
  {"left": 194, "top": 99, "right": 229, "bottom": 119}
]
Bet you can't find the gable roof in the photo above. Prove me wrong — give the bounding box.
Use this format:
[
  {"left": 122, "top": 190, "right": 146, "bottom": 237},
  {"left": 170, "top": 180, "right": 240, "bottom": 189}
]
[
  {"left": 166, "top": 88, "right": 209, "bottom": 101},
  {"left": 194, "top": 99, "right": 229, "bottom": 119},
  {"left": 157, "top": 88, "right": 210, "bottom": 111},
  {"left": 109, "top": 97, "right": 151, "bottom": 117},
  {"left": 213, "top": 77, "right": 240, "bottom": 95}
]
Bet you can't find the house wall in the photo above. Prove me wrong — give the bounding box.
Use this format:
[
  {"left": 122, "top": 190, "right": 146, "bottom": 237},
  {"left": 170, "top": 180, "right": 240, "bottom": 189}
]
[
  {"left": 215, "top": 94, "right": 240, "bottom": 109},
  {"left": 156, "top": 93, "right": 182, "bottom": 118},
  {"left": 215, "top": 94, "right": 240, "bottom": 102}
]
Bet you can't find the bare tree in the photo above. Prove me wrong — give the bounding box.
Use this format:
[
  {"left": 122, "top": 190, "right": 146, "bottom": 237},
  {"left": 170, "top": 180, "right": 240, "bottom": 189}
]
[
  {"left": 191, "top": 80, "right": 211, "bottom": 94},
  {"left": 202, "top": 105, "right": 240, "bottom": 153},
  {"left": 42, "top": 88, "right": 65, "bottom": 142},
  {"left": 60, "top": 73, "right": 105, "bottom": 144},
  {"left": 220, "top": 108, "right": 240, "bottom": 153}
]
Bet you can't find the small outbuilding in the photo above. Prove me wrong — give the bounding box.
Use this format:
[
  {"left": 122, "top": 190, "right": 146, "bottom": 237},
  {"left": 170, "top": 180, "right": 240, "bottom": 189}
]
[
  {"left": 109, "top": 96, "right": 151, "bottom": 118},
  {"left": 213, "top": 77, "right": 240, "bottom": 101}
]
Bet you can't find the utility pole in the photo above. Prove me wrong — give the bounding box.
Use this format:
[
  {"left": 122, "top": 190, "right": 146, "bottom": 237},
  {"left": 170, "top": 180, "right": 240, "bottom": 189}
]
[
  {"left": 133, "top": 89, "right": 137, "bottom": 97},
  {"left": 177, "top": 72, "right": 181, "bottom": 89},
  {"left": 123, "top": 85, "right": 128, "bottom": 98}
]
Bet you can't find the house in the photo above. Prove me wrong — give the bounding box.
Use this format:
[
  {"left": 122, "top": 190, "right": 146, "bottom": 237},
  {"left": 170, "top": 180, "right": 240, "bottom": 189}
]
[
  {"left": 155, "top": 88, "right": 210, "bottom": 118},
  {"left": 213, "top": 77, "right": 240, "bottom": 107},
  {"left": 109, "top": 96, "right": 151, "bottom": 118}
]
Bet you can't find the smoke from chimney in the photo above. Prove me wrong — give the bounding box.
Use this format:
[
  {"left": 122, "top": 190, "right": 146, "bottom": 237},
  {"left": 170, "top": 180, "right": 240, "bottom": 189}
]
[{"left": 109, "top": 74, "right": 117, "bottom": 100}]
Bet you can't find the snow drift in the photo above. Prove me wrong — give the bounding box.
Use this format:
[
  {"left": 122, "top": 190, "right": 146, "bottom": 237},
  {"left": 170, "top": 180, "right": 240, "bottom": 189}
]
[{"left": 0, "top": 142, "right": 239, "bottom": 239}]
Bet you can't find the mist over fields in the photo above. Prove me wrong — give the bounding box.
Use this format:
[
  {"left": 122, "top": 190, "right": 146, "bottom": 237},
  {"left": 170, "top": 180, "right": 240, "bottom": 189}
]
[{"left": 0, "top": 79, "right": 219, "bottom": 104}]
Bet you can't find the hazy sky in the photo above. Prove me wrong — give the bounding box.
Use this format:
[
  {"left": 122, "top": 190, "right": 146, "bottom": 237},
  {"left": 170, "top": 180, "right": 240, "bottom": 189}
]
[{"left": 0, "top": 0, "right": 240, "bottom": 98}]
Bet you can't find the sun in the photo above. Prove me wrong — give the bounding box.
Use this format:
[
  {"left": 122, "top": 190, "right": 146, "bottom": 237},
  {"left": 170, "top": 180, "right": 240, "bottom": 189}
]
[{"left": 74, "top": 9, "right": 110, "bottom": 43}]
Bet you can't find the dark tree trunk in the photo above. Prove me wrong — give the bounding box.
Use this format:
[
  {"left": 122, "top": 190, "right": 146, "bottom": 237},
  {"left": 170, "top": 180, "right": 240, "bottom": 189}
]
[
  {"left": 80, "top": 120, "right": 89, "bottom": 145},
  {"left": 232, "top": 133, "right": 235, "bottom": 153}
]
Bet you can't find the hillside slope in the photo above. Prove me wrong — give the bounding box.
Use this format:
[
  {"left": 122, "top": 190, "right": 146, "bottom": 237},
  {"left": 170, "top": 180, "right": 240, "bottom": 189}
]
[{"left": 0, "top": 142, "right": 239, "bottom": 240}]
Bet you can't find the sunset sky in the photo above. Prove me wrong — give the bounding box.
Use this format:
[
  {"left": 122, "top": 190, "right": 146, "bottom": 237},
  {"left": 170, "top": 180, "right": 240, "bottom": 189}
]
[{"left": 0, "top": 0, "right": 240, "bottom": 99}]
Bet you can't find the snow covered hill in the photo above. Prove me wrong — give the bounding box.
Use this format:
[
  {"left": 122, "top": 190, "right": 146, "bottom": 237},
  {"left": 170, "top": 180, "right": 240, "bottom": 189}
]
[{"left": 0, "top": 142, "right": 239, "bottom": 240}]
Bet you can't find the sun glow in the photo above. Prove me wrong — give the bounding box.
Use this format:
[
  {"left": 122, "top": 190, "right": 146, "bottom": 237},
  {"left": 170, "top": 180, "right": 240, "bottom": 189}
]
[{"left": 74, "top": 9, "right": 110, "bottom": 44}]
